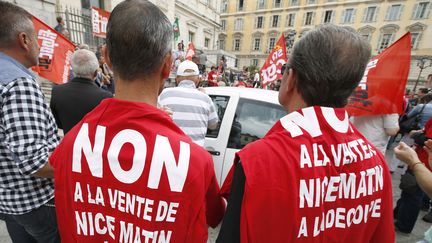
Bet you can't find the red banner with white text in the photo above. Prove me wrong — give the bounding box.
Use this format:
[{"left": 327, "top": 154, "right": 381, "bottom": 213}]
[
  {"left": 260, "top": 34, "right": 287, "bottom": 87},
  {"left": 346, "top": 33, "right": 411, "bottom": 116},
  {"left": 31, "top": 16, "right": 76, "bottom": 84},
  {"left": 91, "top": 7, "right": 110, "bottom": 38}
]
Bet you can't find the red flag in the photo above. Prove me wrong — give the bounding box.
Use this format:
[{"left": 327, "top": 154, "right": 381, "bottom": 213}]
[
  {"left": 185, "top": 42, "right": 195, "bottom": 61},
  {"left": 260, "top": 34, "right": 287, "bottom": 87},
  {"left": 346, "top": 33, "right": 411, "bottom": 116},
  {"left": 91, "top": 7, "right": 110, "bottom": 38},
  {"left": 31, "top": 16, "right": 76, "bottom": 84}
]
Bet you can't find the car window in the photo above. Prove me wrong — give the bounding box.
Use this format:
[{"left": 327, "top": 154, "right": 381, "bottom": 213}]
[
  {"left": 228, "top": 98, "right": 286, "bottom": 149},
  {"left": 206, "top": 95, "right": 230, "bottom": 138}
]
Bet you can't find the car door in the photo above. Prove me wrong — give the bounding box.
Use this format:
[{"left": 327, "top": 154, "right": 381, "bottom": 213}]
[
  {"left": 204, "top": 90, "right": 239, "bottom": 185},
  {"left": 219, "top": 98, "right": 286, "bottom": 185}
]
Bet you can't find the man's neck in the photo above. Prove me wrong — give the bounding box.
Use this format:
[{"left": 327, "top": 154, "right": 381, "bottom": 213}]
[
  {"left": 114, "top": 76, "right": 160, "bottom": 107},
  {"left": 0, "top": 48, "right": 30, "bottom": 68}
]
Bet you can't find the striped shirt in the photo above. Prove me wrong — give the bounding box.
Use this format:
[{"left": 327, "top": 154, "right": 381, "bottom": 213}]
[{"left": 159, "top": 80, "right": 218, "bottom": 146}]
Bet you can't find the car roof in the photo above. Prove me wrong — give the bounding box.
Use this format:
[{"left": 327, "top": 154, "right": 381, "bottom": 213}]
[{"left": 204, "top": 87, "right": 280, "bottom": 105}]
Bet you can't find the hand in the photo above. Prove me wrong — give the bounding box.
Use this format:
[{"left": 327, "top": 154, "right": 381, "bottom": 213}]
[
  {"left": 394, "top": 142, "right": 420, "bottom": 167},
  {"left": 409, "top": 129, "right": 422, "bottom": 137},
  {"left": 424, "top": 140, "right": 432, "bottom": 168}
]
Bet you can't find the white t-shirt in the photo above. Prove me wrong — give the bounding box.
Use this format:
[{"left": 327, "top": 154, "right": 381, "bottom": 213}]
[{"left": 351, "top": 114, "right": 399, "bottom": 154}]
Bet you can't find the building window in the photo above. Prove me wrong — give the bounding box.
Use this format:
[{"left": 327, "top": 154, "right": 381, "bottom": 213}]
[
  {"left": 304, "top": 12, "right": 314, "bottom": 25},
  {"left": 235, "top": 59, "right": 239, "bottom": 68},
  {"left": 386, "top": 4, "right": 402, "bottom": 21},
  {"left": 257, "top": 0, "right": 265, "bottom": 9},
  {"left": 219, "top": 39, "right": 225, "bottom": 50},
  {"left": 308, "top": 0, "right": 315, "bottom": 4},
  {"left": 342, "top": 9, "right": 355, "bottom": 24},
  {"left": 205, "top": 38, "right": 210, "bottom": 48},
  {"left": 271, "top": 15, "right": 280, "bottom": 28},
  {"left": 221, "top": 0, "right": 228, "bottom": 13},
  {"left": 274, "top": 0, "right": 282, "bottom": 8},
  {"left": 188, "top": 31, "right": 195, "bottom": 43},
  {"left": 286, "top": 13, "right": 296, "bottom": 27},
  {"left": 363, "top": 6, "right": 378, "bottom": 23},
  {"left": 234, "top": 18, "right": 244, "bottom": 31},
  {"left": 378, "top": 33, "right": 393, "bottom": 52},
  {"left": 221, "top": 20, "right": 226, "bottom": 31},
  {"left": 323, "top": 10, "right": 334, "bottom": 23},
  {"left": 268, "top": 37, "right": 276, "bottom": 51},
  {"left": 253, "top": 38, "right": 261, "bottom": 51},
  {"left": 256, "top": 16, "right": 264, "bottom": 28},
  {"left": 237, "top": 0, "right": 244, "bottom": 11},
  {"left": 411, "top": 33, "right": 421, "bottom": 49},
  {"left": 413, "top": 2, "right": 430, "bottom": 19},
  {"left": 252, "top": 59, "right": 259, "bottom": 66},
  {"left": 289, "top": 0, "right": 298, "bottom": 6},
  {"left": 234, "top": 39, "right": 241, "bottom": 51}
]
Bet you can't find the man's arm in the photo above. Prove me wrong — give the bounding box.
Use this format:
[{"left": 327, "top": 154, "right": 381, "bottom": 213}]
[
  {"left": 383, "top": 113, "right": 399, "bottom": 136},
  {"left": 216, "top": 162, "right": 246, "bottom": 243},
  {"left": 208, "top": 99, "right": 219, "bottom": 130},
  {"left": 2, "top": 78, "right": 59, "bottom": 178}
]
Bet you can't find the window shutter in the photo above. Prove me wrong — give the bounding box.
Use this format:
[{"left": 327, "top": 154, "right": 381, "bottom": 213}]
[
  {"left": 321, "top": 11, "right": 325, "bottom": 23},
  {"left": 412, "top": 3, "right": 419, "bottom": 19},
  {"left": 312, "top": 12, "right": 316, "bottom": 25},
  {"left": 302, "top": 12, "right": 306, "bottom": 25},
  {"left": 362, "top": 8, "right": 367, "bottom": 22},
  {"left": 415, "top": 33, "right": 422, "bottom": 49},
  {"left": 331, "top": 10, "right": 335, "bottom": 23},
  {"left": 397, "top": 5, "right": 404, "bottom": 20},
  {"left": 373, "top": 6, "right": 379, "bottom": 22},
  {"left": 340, "top": 10, "right": 346, "bottom": 24},
  {"left": 292, "top": 13, "right": 296, "bottom": 26},
  {"left": 278, "top": 15, "right": 281, "bottom": 27},
  {"left": 377, "top": 34, "right": 383, "bottom": 51},
  {"left": 390, "top": 33, "right": 396, "bottom": 44},
  {"left": 254, "top": 17, "right": 258, "bottom": 28},
  {"left": 385, "top": 6, "right": 391, "bottom": 21},
  {"left": 352, "top": 9, "right": 357, "bottom": 23},
  {"left": 269, "top": 16, "right": 273, "bottom": 27},
  {"left": 263, "top": 16, "right": 265, "bottom": 28},
  {"left": 426, "top": 2, "right": 432, "bottom": 18}
]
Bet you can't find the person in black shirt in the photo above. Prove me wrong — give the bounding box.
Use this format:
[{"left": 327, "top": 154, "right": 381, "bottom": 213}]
[{"left": 50, "top": 49, "right": 112, "bottom": 134}]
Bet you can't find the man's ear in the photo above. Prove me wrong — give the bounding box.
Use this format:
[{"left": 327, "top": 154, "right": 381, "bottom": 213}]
[
  {"left": 286, "top": 68, "right": 297, "bottom": 93},
  {"left": 18, "top": 32, "right": 31, "bottom": 51},
  {"left": 102, "top": 45, "right": 112, "bottom": 69},
  {"left": 161, "top": 52, "right": 173, "bottom": 80}
]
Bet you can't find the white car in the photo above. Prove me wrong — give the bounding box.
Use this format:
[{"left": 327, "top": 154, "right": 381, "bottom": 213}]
[{"left": 204, "top": 87, "right": 287, "bottom": 185}]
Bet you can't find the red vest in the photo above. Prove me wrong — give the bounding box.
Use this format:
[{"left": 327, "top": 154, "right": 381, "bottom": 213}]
[
  {"left": 50, "top": 99, "right": 224, "bottom": 243},
  {"left": 224, "top": 106, "right": 395, "bottom": 243}
]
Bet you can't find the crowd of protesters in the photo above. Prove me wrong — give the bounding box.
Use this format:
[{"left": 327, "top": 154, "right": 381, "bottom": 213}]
[{"left": 1, "top": 0, "right": 432, "bottom": 243}]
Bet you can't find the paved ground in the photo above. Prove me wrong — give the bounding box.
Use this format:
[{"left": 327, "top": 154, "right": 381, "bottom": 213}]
[{"left": 0, "top": 150, "right": 430, "bottom": 242}]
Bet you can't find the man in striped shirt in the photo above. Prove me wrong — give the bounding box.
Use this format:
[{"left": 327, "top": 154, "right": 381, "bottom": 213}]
[{"left": 159, "top": 60, "right": 218, "bottom": 146}]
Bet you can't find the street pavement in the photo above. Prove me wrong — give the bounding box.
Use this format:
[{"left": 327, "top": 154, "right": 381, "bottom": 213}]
[{"left": 0, "top": 150, "right": 430, "bottom": 243}]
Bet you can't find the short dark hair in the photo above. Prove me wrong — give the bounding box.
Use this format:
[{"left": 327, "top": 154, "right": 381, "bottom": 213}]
[
  {"left": 0, "top": 1, "right": 34, "bottom": 48},
  {"left": 106, "top": 0, "right": 172, "bottom": 80},
  {"left": 56, "top": 16, "right": 63, "bottom": 23},
  {"left": 420, "top": 93, "right": 432, "bottom": 104},
  {"left": 419, "top": 88, "right": 429, "bottom": 94},
  {"left": 288, "top": 24, "right": 371, "bottom": 107}
]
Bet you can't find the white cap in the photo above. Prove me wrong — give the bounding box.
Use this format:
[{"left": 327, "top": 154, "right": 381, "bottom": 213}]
[{"left": 177, "top": 60, "right": 199, "bottom": 76}]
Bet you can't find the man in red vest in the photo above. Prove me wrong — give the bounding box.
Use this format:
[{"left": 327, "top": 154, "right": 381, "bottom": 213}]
[
  {"left": 217, "top": 24, "right": 395, "bottom": 242},
  {"left": 48, "top": 0, "right": 225, "bottom": 242}
]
